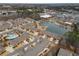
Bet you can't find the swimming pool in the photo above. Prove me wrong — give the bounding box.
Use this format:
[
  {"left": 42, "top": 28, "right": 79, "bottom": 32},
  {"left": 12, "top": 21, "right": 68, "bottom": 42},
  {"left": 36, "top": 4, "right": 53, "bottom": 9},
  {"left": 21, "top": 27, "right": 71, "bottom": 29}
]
[{"left": 6, "top": 34, "right": 18, "bottom": 40}]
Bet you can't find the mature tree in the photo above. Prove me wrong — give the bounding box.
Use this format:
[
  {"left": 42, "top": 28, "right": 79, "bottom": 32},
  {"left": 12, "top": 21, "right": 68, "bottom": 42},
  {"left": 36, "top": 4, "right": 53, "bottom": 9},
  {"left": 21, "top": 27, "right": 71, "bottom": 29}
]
[{"left": 65, "top": 23, "right": 79, "bottom": 50}]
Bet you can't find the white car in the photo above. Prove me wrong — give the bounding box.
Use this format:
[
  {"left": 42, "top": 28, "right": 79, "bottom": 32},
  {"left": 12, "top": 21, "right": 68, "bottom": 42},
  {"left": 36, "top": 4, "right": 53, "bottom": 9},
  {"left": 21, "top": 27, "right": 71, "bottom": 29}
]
[
  {"left": 54, "top": 40, "right": 59, "bottom": 44},
  {"left": 24, "top": 46, "right": 28, "bottom": 51},
  {"left": 23, "top": 40, "right": 29, "bottom": 45},
  {"left": 49, "top": 37, "right": 54, "bottom": 41}
]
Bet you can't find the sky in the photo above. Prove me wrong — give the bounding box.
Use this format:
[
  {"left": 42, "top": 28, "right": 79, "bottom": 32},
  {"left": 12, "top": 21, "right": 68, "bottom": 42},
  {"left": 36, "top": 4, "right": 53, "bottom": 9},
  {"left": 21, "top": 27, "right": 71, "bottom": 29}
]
[{"left": 0, "top": 0, "right": 79, "bottom": 3}]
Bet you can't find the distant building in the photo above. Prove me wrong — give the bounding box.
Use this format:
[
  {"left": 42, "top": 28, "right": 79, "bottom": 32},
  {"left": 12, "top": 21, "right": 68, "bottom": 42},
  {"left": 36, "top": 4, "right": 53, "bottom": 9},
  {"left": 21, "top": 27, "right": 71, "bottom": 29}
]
[
  {"left": 40, "top": 13, "right": 52, "bottom": 18},
  {"left": 0, "top": 9, "right": 17, "bottom": 16}
]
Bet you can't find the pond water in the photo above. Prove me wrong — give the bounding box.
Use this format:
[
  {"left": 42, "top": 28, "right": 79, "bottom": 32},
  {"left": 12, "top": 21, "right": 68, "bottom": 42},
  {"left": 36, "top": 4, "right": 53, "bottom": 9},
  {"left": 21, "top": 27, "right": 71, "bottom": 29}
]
[{"left": 41, "top": 22, "right": 69, "bottom": 35}]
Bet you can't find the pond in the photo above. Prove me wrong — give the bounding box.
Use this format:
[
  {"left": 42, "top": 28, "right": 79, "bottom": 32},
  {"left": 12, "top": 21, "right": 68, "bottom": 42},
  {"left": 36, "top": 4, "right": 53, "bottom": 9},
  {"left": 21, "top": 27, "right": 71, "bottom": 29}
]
[{"left": 41, "top": 22, "right": 69, "bottom": 35}]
